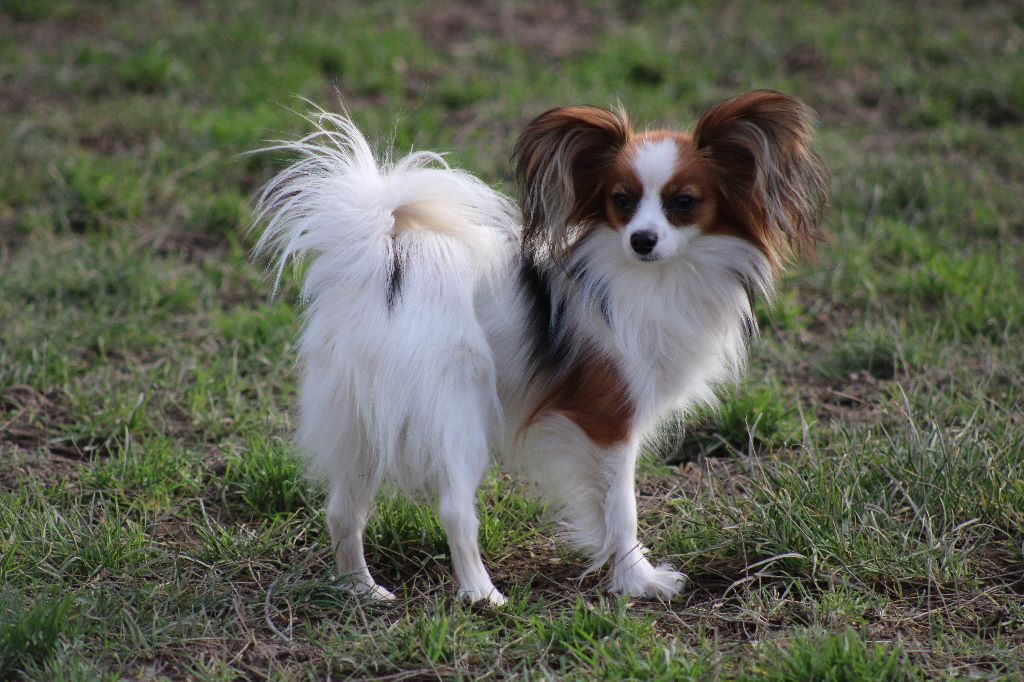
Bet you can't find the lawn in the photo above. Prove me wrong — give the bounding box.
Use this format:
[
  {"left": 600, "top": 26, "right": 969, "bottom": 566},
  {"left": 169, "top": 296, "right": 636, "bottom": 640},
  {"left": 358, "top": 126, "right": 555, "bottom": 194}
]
[{"left": 1, "top": 0, "right": 1023, "bottom": 679}]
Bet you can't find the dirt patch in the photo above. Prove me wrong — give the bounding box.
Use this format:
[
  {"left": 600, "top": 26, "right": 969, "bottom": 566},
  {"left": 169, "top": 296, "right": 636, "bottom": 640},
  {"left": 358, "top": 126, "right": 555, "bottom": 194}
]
[
  {"left": 2, "top": 385, "right": 77, "bottom": 453},
  {"left": 783, "top": 44, "right": 829, "bottom": 77},
  {"left": 0, "top": 383, "right": 122, "bottom": 460},
  {"left": 0, "top": 443, "right": 83, "bottom": 489},
  {"left": 415, "top": 0, "right": 613, "bottom": 61},
  {"left": 0, "top": 9, "right": 114, "bottom": 115},
  {"left": 144, "top": 225, "right": 232, "bottom": 264}
]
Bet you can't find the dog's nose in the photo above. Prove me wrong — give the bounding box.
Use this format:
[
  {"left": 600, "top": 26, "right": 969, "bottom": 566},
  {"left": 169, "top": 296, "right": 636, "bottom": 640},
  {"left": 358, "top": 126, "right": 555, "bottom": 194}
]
[{"left": 629, "top": 231, "right": 658, "bottom": 255}]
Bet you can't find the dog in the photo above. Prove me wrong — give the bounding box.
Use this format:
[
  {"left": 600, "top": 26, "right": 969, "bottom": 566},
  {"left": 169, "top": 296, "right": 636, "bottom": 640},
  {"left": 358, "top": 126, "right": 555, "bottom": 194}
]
[{"left": 252, "top": 90, "right": 827, "bottom": 605}]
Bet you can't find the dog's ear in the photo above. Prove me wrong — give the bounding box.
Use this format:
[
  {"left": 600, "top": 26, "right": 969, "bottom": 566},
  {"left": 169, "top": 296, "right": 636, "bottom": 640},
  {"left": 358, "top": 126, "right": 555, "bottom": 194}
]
[
  {"left": 694, "top": 90, "right": 828, "bottom": 265},
  {"left": 513, "top": 106, "right": 631, "bottom": 258}
]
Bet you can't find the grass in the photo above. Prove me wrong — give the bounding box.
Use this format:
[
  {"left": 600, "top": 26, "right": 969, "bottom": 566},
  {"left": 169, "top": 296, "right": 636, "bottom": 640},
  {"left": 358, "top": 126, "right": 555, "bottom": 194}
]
[
  {"left": 0, "top": 592, "right": 76, "bottom": 676},
  {"left": 743, "top": 628, "right": 917, "bottom": 682},
  {"left": 1, "top": 0, "right": 1023, "bottom": 679}
]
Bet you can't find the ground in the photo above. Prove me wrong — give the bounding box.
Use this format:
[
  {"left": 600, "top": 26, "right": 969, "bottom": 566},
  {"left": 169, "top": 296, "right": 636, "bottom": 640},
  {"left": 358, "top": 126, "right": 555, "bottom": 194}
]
[{"left": 1, "top": 0, "right": 1023, "bottom": 679}]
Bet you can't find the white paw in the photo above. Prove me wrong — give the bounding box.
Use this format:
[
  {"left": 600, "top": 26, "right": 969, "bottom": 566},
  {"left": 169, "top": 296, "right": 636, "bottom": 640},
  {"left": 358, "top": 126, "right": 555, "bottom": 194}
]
[
  {"left": 365, "top": 583, "right": 397, "bottom": 601},
  {"left": 459, "top": 587, "right": 507, "bottom": 607},
  {"left": 610, "top": 557, "right": 687, "bottom": 599},
  {"left": 343, "top": 579, "right": 397, "bottom": 601}
]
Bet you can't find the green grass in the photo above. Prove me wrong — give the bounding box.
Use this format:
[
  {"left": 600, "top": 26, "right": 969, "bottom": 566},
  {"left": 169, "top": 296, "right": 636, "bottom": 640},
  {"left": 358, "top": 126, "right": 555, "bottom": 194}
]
[
  {"left": 0, "top": 592, "right": 76, "bottom": 676},
  {"left": 743, "top": 628, "right": 918, "bottom": 682},
  {"left": 2, "top": 0, "right": 1023, "bottom": 678}
]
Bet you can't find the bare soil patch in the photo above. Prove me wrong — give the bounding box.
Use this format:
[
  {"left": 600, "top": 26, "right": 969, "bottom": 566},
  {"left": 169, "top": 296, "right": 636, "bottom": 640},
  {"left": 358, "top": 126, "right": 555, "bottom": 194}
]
[{"left": 415, "top": 0, "right": 612, "bottom": 61}]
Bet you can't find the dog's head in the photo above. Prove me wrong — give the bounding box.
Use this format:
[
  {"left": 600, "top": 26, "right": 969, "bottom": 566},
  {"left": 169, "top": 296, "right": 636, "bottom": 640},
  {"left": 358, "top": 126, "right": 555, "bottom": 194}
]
[{"left": 512, "top": 90, "right": 828, "bottom": 269}]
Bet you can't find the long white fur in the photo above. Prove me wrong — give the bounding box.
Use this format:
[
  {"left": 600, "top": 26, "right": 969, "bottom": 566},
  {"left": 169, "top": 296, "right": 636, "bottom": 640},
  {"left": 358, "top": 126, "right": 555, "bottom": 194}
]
[
  {"left": 252, "top": 108, "right": 517, "bottom": 603},
  {"left": 253, "top": 111, "right": 774, "bottom": 604}
]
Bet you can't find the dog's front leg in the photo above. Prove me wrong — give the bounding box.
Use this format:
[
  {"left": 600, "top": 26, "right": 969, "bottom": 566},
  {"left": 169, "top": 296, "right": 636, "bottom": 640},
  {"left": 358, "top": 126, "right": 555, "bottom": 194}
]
[{"left": 598, "top": 441, "right": 687, "bottom": 599}]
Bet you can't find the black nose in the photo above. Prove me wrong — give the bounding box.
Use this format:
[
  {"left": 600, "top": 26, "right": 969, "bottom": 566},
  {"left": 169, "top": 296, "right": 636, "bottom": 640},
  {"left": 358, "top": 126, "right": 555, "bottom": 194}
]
[{"left": 629, "top": 231, "right": 658, "bottom": 255}]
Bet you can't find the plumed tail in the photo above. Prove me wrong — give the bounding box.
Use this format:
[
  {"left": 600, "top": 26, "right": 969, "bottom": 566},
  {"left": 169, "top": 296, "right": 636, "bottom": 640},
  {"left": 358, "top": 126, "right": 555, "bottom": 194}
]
[
  {"left": 250, "top": 104, "right": 517, "bottom": 301},
  {"left": 249, "top": 105, "right": 515, "bottom": 492}
]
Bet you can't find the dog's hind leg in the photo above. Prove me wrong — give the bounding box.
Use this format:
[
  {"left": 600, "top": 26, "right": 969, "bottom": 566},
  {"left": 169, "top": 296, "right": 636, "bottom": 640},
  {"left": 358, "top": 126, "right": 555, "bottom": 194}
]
[
  {"left": 437, "top": 472, "right": 505, "bottom": 606},
  {"left": 327, "top": 473, "right": 395, "bottom": 601},
  {"left": 432, "top": 384, "right": 506, "bottom": 606}
]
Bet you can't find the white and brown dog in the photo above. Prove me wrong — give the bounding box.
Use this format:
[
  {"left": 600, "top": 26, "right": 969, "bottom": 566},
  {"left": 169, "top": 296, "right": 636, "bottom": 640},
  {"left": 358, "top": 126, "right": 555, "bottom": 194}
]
[{"left": 253, "top": 90, "right": 827, "bottom": 605}]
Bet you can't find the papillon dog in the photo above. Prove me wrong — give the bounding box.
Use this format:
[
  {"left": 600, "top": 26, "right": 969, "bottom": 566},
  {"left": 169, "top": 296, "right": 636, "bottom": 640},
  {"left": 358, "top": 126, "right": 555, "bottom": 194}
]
[{"left": 252, "top": 90, "right": 827, "bottom": 605}]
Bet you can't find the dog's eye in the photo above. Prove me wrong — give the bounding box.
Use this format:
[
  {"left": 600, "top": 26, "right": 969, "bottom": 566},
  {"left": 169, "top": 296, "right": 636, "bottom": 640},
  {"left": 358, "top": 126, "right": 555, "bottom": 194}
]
[
  {"left": 668, "top": 194, "right": 697, "bottom": 212},
  {"left": 610, "top": 193, "right": 636, "bottom": 212}
]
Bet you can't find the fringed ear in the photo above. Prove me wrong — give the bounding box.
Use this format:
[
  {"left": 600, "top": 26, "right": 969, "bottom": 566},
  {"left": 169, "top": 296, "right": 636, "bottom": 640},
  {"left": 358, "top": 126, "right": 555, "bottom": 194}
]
[
  {"left": 512, "top": 106, "right": 631, "bottom": 258},
  {"left": 693, "top": 90, "right": 828, "bottom": 266}
]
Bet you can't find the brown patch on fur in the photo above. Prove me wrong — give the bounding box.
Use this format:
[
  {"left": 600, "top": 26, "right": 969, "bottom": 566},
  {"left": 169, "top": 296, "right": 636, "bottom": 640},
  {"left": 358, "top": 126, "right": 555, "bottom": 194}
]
[
  {"left": 522, "top": 351, "right": 634, "bottom": 447},
  {"left": 692, "top": 90, "right": 829, "bottom": 267},
  {"left": 512, "top": 106, "right": 632, "bottom": 256},
  {"left": 603, "top": 162, "right": 641, "bottom": 229},
  {"left": 656, "top": 142, "right": 720, "bottom": 230}
]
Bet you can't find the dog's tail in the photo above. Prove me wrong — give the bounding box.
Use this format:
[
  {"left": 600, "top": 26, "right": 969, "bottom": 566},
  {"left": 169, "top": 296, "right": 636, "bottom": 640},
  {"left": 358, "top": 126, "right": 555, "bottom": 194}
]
[
  {"left": 251, "top": 104, "right": 517, "bottom": 305},
  {"left": 250, "top": 106, "right": 516, "bottom": 488}
]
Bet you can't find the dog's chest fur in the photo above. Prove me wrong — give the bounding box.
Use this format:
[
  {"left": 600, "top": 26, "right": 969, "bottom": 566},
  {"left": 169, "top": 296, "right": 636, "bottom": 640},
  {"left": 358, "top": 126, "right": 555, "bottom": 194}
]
[{"left": 480, "top": 228, "right": 768, "bottom": 446}]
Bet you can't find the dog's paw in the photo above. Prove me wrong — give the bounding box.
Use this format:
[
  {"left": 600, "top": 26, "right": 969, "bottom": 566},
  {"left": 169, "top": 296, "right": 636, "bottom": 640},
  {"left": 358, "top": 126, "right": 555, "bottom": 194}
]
[
  {"left": 637, "top": 563, "right": 687, "bottom": 599},
  {"left": 459, "top": 587, "right": 507, "bottom": 607},
  {"left": 610, "top": 557, "right": 687, "bottom": 600},
  {"left": 344, "top": 579, "right": 397, "bottom": 601},
  {"left": 365, "top": 583, "right": 398, "bottom": 601}
]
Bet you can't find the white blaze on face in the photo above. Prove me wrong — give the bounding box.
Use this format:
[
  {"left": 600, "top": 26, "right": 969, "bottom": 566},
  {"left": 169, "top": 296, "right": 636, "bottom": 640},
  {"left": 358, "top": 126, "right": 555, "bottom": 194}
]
[{"left": 624, "top": 138, "right": 699, "bottom": 261}]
